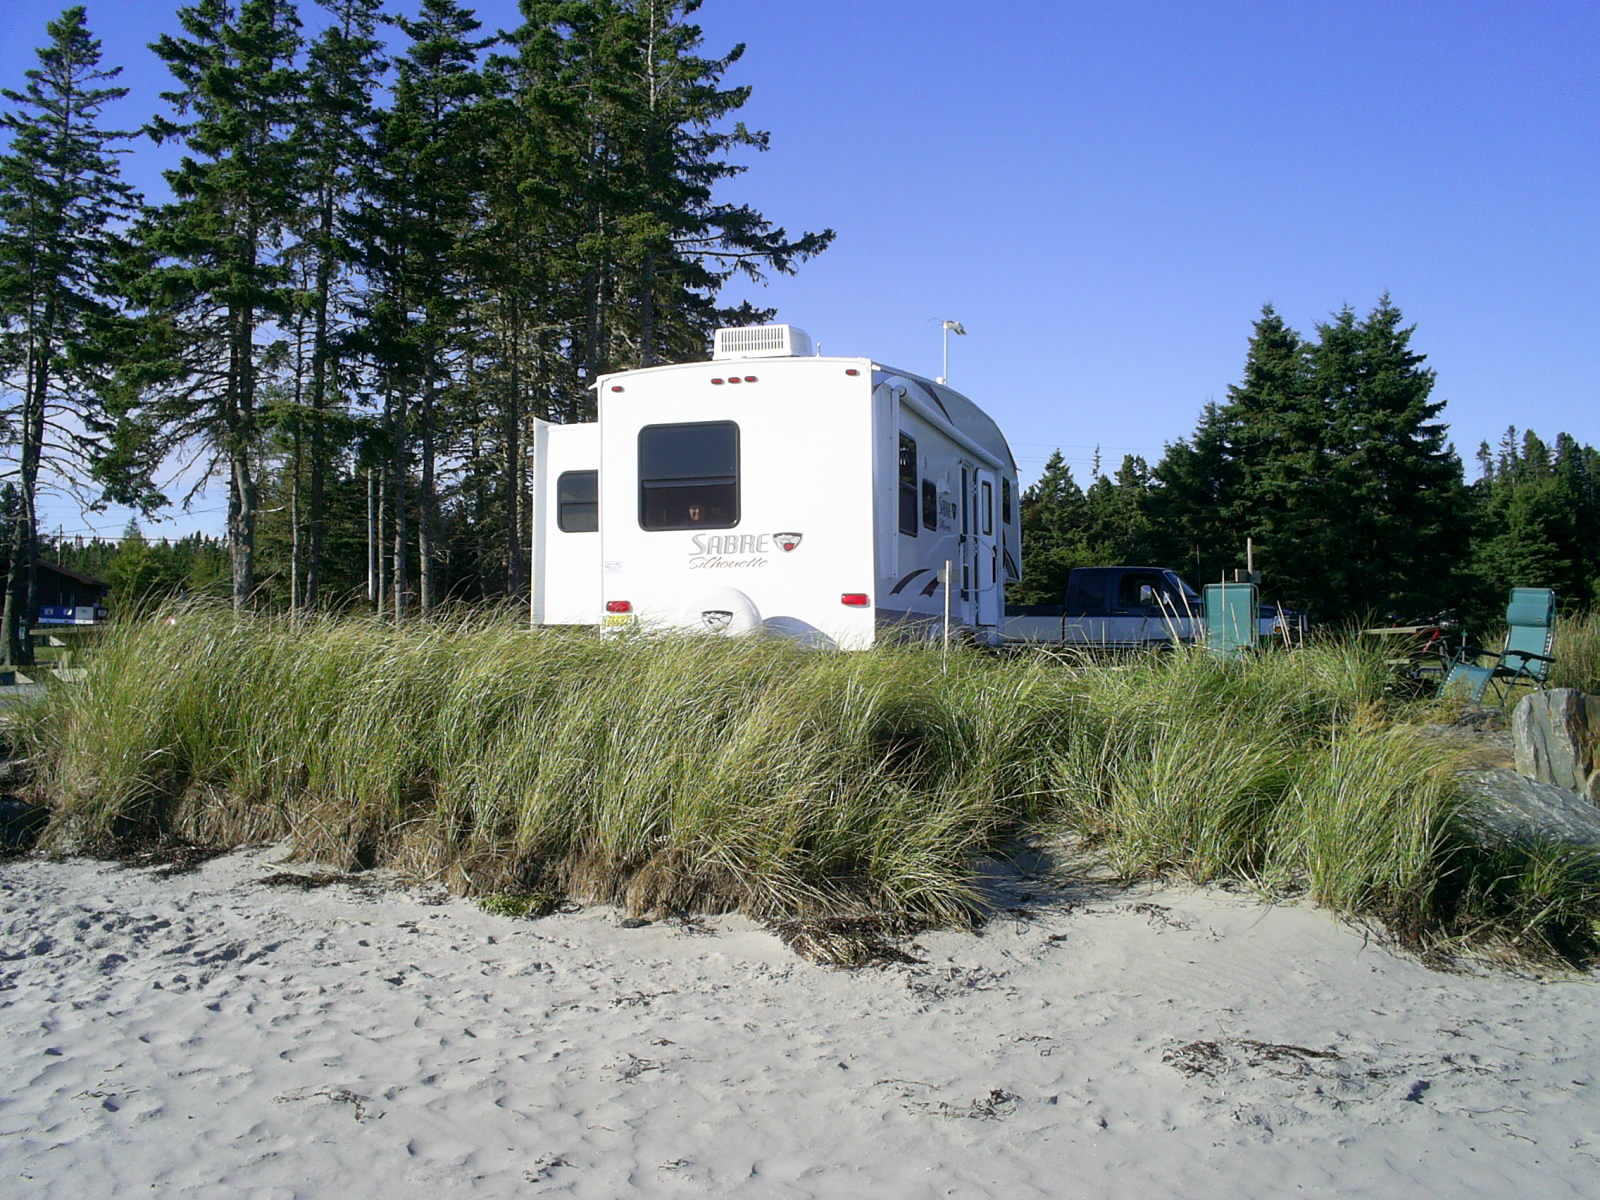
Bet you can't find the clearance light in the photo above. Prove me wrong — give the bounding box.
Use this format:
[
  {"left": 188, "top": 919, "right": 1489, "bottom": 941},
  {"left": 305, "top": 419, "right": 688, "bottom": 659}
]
[
  {"left": 609, "top": 385, "right": 625, "bottom": 392},
  {"left": 742, "top": 375, "right": 758, "bottom": 383},
  {"left": 727, "top": 376, "right": 742, "bottom": 384},
  {"left": 711, "top": 378, "right": 724, "bottom": 385},
  {"left": 840, "top": 593, "right": 870, "bottom": 608},
  {"left": 605, "top": 600, "right": 633, "bottom": 613},
  {"left": 845, "top": 368, "right": 860, "bottom": 376}
]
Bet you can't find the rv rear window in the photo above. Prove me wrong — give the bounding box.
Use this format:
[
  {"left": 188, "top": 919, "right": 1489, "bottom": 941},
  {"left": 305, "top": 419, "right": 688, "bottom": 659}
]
[
  {"left": 638, "top": 421, "right": 739, "bottom": 530},
  {"left": 556, "top": 470, "right": 598, "bottom": 533},
  {"left": 921, "top": 479, "right": 937, "bottom": 531}
]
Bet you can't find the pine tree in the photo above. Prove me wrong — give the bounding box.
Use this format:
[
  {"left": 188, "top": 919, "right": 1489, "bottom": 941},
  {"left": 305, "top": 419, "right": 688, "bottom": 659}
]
[
  {"left": 1011, "top": 449, "right": 1094, "bottom": 604},
  {"left": 135, "top": 0, "right": 305, "bottom": 609},
  {"left": 1215, "top": 305, "right": 1333, "bottom": 603},
  {"left": 503, "top": 0, "right": 832, "bottom": 379},
  {"left": 1148, "top": 402, "right": 1245, "bottom": 588},
  {"left": 1149, "top": 299, "right": 1466, "bottom": 622},
  {"left": 0, "top": 6, "right": 145, "bottom": 664},
  {"left": 1313, "top": 296, "right": 1466, "bottom": 619},
  {"left": 1083, "top": 455, "right": 1155, "bottom": 565},
  {"left": 1470, "top": 427, "right": 1600, "bottom": 610},
  {"left": 357, "top": 0, "right": 491, "bottom": 616},
  {"left": 286, "top": 0, "right": 385, "bottom": 608}
]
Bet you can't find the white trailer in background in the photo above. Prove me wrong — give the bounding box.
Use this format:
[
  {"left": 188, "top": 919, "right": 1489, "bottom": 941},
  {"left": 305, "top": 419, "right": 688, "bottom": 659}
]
[{"left": 528, "top": 324, "right": 1022, "bottom": 649}]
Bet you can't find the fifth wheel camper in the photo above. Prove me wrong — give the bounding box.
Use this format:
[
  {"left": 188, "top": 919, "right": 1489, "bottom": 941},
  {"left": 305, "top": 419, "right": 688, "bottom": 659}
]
[{"left": 529, "top": 324, "right": 1021, "bottom": 650}]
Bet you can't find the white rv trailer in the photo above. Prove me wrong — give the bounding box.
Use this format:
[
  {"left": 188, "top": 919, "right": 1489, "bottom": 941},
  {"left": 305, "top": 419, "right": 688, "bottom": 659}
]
[{"left": 528, "top": 324, "right": 1021, "bottom": 649}]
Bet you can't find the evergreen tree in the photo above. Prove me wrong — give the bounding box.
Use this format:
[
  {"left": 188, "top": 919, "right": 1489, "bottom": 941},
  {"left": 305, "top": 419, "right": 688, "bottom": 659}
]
[
  {"left": 1011, "top": 449, "right": 1094, "bottom": 604},
  {"left": 286, "top": 0, "right": 385, "bottom": 608},
  {"left": 1470, "top": 427, "right": 1600, "bottom": 610},
  {"left": 1313, "top": 297, "right": 1466, "bottom": 619},
  {"left": 1148, "top": 402, "right": 1244, "bottom": 587},
  {"left": 135, "top": 0, "right": 305, "bottom": 609},
  {"left": 0, "top": 6, "right": 146, "bottom": 665},
  {"left": 1217, "top": 305, "right": 1332, "bottom": 601},
  {"left": 503, "top": 0, "right": 832, "bottom": 380},
  {"left": 357, "top": 0, "right": 491, "bottom": 616},
  {"left": 1150, "top": 299, "right": 1465, "bottom": 623},
  {"left": 1082, "top": 454, "right": 1156, "bottom": 565}
]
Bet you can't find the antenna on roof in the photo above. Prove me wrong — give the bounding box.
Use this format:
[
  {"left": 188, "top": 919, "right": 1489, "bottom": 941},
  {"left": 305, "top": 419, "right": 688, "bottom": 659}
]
[{"left": 935, "top": 318, "right": 967, "bottom": 384}]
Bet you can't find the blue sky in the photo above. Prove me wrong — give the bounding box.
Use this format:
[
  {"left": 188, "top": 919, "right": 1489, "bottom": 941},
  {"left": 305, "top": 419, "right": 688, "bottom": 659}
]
[{"left": 6, "top": 0, "right": 1597, "bottom": 541}]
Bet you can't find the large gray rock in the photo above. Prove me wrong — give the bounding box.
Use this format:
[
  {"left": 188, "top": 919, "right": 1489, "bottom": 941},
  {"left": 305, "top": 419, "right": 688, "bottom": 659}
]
[
  {"left": 1457, "top": 769, "right": 1600, "bottom": 854},
  {"left": 1512, "top": 689, "right": 1600, "bottom": 805}
]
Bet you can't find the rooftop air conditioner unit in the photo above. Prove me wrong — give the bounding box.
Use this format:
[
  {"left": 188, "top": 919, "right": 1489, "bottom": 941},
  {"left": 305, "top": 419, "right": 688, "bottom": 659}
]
[{"left": 712, "top": 324, "right": 814, "bottom": 360}]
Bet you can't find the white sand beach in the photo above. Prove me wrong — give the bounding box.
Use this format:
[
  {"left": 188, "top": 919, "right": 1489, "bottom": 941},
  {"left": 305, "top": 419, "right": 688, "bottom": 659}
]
[{"left": 4, "top": 843, "right": 1599, "bottom": 1198}]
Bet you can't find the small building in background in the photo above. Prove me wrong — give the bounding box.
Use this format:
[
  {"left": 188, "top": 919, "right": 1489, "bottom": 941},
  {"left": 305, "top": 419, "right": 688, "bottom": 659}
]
[{"left": 32, "top": 561, "right": 110, "bottom": 626}]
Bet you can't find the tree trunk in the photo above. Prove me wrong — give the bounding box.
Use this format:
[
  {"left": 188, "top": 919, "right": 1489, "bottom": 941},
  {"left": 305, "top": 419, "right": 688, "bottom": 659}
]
[
  {"left": 388, "top": 383, "right": 409, "bottom": 621},
  {"left": 418, "top": 376, "right": 438, "bottom": 614},
  {"left": 502, "top": 324, "right": 527, "bottom": 596},
  {"left": 2, "top": 328, "right": 48, "bottom": 666},
  {"left": 306, "top": 190, "right": 336, "bottom": 609}
]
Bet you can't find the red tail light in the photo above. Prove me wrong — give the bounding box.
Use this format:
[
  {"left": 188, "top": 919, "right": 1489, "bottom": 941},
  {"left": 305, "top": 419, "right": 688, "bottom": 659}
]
[
  {"left": 606, "top": 600, "right": 632, "bottom": 613},
  {"left": 840, "top": 593, "right": 870, "bottom": 608}
]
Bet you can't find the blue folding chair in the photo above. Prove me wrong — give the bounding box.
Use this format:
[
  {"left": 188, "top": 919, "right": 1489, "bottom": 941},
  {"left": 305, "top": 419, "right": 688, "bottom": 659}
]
[{"left": 1443, "top": 587, "right": 1556, "bottom": 707}]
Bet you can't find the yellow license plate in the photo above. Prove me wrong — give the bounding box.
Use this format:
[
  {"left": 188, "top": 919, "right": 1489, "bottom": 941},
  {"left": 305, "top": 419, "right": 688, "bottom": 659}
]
[{"left": 602, "top": 614, "right": 635, "bottom": 627}]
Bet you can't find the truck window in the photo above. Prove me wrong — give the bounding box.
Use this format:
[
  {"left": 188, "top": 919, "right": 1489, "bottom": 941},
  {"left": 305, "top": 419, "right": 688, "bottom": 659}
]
[
  {"left": 638, "top": 421, "right": 739, "bottom": 530},
  {"left": 1064, "top": 572, "right": 1100, "bottom": 615},
  {"left": 1117, "top": 573, "right": 1164, "bottom": 609},
  {"left": 898, "top": 435, "right": 918, "bottom": 536},
  {"left": 556, "top": 470, "right": 597, "bottom": 532}
]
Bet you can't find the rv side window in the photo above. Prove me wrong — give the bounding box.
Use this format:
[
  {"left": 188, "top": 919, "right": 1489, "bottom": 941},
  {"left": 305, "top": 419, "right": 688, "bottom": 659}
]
[
  {"left": 921, "top": 479, "right": 937, "bottom": 531},
  {"left": 556, "top": 470, "right": 598, "bottom": 533},
  {"left": 638, "top": 421, "right": 739, "bottom": 530},
  {"left": 1002, "top": 478, "right": 1012, "bottom": 525},
  {"left": 898, "top": 435, "right": 918, "bottom": 536},
  {"left": 981, "top": 480, "right": 993, "bottom": 536}
]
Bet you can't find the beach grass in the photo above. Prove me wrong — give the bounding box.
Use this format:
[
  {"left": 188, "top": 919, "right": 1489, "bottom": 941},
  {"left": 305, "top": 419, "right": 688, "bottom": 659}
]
[
  {"left": 18, "top": 602, "right": 1600, "bottom": 964},
  {"left": 1553, "top": 609, "right": 1600, "bottom": 694}
]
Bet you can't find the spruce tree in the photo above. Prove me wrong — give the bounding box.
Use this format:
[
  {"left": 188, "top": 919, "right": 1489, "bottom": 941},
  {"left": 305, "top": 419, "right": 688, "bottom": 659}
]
[
  {"left": 503, "top": 0, "right": 832, "bottom": 379},
  {"left": 358, "top": 0, "right": 491, "bottom": 616},
  {"left": 1012, "top": 450, "right": 1094, "bottom": 604},
  {"left": 1083, "top": 455, "right": 1156, "bottom": 565},
  {"left": 136, "top": 0, "right": 304, "bottom": 609},
  {"left": 1217, "top": 305, "right": 1331, "bottom": 603},
  {"left": 0, "top": 6, "right": 145, "bottom": 664},
  {"left": 1150, "top": 299, "right": 1466, "bottom": 623},
  {"left": 1313, "top": 297, "right": 1466, "bottom": 619},
  {"left": 1470, "top": 427, "right": 1600, "bottom": 609},
  {"left": 1148, "top": 402, "right": 1245, "bottom": 588},
  {"left": 287, "top": 0, "right": 385, "bottom": 608}
]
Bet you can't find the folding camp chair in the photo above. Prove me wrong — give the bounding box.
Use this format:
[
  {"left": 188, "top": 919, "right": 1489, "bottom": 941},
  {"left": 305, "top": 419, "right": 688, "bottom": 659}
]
[
  {"left": 1203, "top": 581, "right": 1258, "bottom": 661},
  {"left": 1442, "top": 587, "right": 1556, "bottom": 707}
]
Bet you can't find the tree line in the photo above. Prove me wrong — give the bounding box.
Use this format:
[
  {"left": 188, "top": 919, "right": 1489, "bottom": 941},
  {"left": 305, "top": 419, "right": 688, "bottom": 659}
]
[
  {"left": 1, "top": 0, "right": 831, "bottom": 663},
  {"left": 1013, "top": 298, "right": 1600, "bottom": 627},
  {"left": 4, "top": 7, "right": 1591, "bottom": 662}
]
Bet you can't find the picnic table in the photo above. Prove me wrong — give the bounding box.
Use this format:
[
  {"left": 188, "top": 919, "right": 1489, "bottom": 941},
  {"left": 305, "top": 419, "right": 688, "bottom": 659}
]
[{"left": 1361, "top": 620, "right": 1464, "bottom": 684}]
